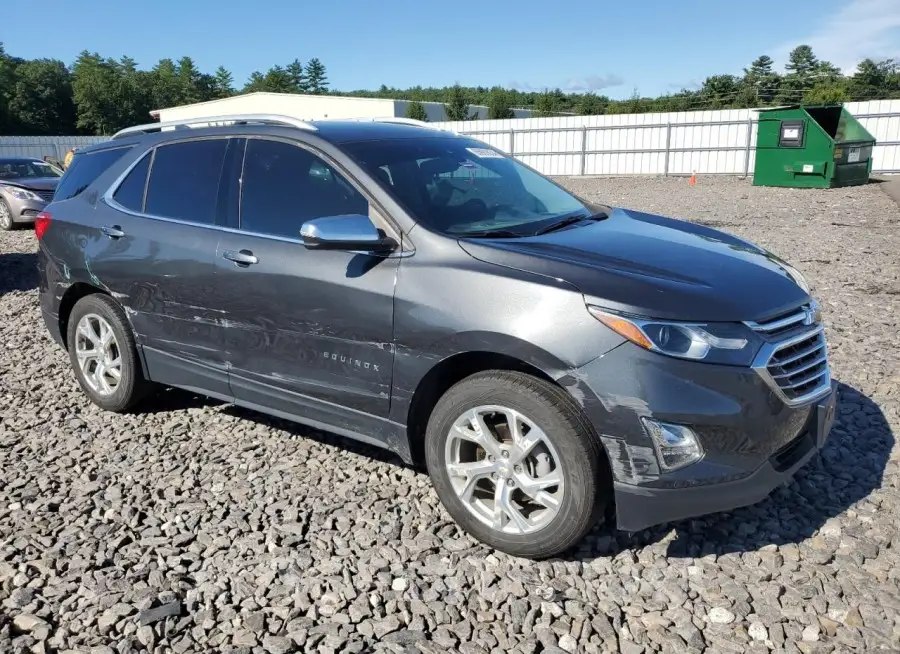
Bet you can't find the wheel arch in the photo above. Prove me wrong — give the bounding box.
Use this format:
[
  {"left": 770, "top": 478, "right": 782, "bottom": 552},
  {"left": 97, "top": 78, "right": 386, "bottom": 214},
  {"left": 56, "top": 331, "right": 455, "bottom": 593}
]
[{"left": 404, "top": 348, "right": 608, "bottom": 475}]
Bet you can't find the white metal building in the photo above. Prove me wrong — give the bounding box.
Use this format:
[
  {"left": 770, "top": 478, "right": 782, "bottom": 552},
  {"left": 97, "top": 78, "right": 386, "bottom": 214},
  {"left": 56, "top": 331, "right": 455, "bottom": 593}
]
[{"left": 150, "top": 92, "right": 533, "bottom": 124}]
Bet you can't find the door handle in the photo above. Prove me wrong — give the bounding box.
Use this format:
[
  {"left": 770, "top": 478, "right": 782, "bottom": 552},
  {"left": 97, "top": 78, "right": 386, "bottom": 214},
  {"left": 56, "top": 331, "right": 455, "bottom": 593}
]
[
  {"left": 222, "top": 249, "right": 259, "bottom": 266},
  {"left": 100, "top": 225, "right": 125, "bottom": 239}
]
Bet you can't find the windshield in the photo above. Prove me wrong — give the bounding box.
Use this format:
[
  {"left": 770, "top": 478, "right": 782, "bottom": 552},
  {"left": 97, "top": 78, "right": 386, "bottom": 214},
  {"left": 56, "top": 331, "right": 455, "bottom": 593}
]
[
  {"left": 343, "top": 137, "right": 588, "bottom": 236},
  {"left": 0, "top": 159, "right": 62, "bottom": 180}
]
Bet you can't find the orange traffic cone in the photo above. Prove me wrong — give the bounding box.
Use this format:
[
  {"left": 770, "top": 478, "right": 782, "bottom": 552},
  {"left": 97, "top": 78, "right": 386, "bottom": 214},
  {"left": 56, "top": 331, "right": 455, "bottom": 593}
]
[{"left": 689, "top": 171, "right": 697, "bottom": 186}]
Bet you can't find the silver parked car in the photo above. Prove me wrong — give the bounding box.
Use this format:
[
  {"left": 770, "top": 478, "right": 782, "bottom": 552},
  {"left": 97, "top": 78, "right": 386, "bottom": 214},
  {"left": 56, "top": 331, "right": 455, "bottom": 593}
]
[{"left": 0, "top": 158, "right": 63, "bottom": 230}]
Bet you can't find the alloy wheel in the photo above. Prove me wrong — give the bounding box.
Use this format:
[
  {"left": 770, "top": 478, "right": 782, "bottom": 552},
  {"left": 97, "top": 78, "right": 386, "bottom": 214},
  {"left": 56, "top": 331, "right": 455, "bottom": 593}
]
[
  {"left": 444, "top": 405, "right": 564, "bottom": 535},
  {"left": 0, "top": 202, "right": 11, "bottom": 229},
  {"left": 74, "top": 313, "right": 122, "bottom": 397}
]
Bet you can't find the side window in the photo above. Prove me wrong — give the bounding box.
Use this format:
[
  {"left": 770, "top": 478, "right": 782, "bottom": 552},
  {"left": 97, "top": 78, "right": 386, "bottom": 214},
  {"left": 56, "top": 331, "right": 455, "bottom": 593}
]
[
  {"left": 112, "top": 152, "right": 151, "bottom": 212},
  {"left": 240, "top": 139, "right": 369, "bottom": 239},
  {"left": 144, "top": 139, "right": 228, "bottom": 224},
  {"left": 54, "top": 147, "right": 133, "bottom": 201}
]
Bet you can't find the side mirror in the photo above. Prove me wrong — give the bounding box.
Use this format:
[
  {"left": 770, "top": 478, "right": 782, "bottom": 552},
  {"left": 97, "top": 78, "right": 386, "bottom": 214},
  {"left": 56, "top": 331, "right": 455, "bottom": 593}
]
[{"left": 300, "top": 214, "right": 397, "bottom": 254}]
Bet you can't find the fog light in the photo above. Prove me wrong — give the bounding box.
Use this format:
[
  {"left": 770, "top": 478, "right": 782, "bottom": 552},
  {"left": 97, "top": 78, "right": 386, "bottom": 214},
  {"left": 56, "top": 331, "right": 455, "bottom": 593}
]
[{"left": 641, "top": 418, "right": 703, "bottom": 472}]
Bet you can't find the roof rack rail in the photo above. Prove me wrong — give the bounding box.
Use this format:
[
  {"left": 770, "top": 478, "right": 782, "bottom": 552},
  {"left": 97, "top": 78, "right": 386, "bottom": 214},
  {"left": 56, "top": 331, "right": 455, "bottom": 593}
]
[
  {"left": 111, "top": 114, "right": 318, "bottom": 140},
  {"left": 341, "top": 116, "right": 452, "bottom": 132}
]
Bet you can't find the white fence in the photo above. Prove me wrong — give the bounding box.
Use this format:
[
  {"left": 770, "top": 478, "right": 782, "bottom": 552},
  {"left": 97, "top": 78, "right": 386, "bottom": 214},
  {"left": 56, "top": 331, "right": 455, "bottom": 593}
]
[
  {"left": 432, "top": 99, "right": 900, "bottom": 176},
  {"left": 0, "top": 135, "right": 108, "bottom": 161},
  {"left": 3, "top": 99, "right": 899, "bottom": 177}
]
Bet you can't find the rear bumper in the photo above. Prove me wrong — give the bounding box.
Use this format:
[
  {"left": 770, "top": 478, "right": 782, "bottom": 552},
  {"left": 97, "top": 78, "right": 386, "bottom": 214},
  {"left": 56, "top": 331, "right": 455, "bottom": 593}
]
[{"left": 613, "top": 383, "right": 836, "bottom": 532}]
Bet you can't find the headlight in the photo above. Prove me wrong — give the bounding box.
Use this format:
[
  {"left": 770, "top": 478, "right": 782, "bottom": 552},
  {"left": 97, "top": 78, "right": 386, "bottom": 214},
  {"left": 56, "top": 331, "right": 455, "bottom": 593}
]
[
  {"left": 588, "top": 306, "right": 757, "bottom": 365},
  {"left": 0, "top": 185, "right": 43, "bottom": 202}
]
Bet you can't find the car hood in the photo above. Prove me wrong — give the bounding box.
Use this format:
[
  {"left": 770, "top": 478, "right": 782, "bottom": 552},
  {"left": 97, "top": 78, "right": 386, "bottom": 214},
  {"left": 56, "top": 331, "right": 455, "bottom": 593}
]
[
  {"left": 457, "top": 207, "right": 810, "bottom": 322},
  {"left": 0, "top": 177, "right": 60, "bottom": 191}
]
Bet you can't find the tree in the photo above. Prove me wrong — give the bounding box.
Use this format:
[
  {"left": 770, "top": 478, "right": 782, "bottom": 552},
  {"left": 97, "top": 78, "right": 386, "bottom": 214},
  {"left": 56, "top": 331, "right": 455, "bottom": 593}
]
[
  {"left": 213, "top": 66, "right": 234, "bottom": 98},
  {"left": 286, "top": 59, "right": 307, "bottom": 93},
  {"left": 305, "top": 58, "right": 328, "bottom": 94},
  {"left": 743, "top": 55, "right": 780, "bottom": 105},
  {"left": 786, "top": 45, "right": 818, "bottom": 79},
  {"left": 700, "top": 74, "right": 741, "bottom": 108},
  {"left": 487, "top": 86, "right": 514, "bottom": 119},
  {"left": 72, "top": 51, "right": 126, "bottom": 135},
  {"left": 443, "top": 84, "right": 476, "bottom": 121},
  {"left": 406, "top": 100, "right": 428, "bottom": 121},
  {"left": 7, "top": 59, "right": 76, "bottom": 134},
  {"left": 533, "top": 90, "right": 555, "bottom": 117},
  {"left": 0, "top": 43, "right": 22, "bottom": 133},
  {"left": 576, "top": 92, "right": 608, "bottom": 115}
]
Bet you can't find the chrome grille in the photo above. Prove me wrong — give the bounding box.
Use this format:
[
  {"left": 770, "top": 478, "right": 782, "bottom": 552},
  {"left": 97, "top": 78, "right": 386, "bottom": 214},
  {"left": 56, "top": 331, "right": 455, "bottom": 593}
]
[
  {"left": 35, "top": 189, "right": 55, "bottom": 202},
  {"left": 767, "top": 329, "right": 829, "bottom": 400},
  {"left": 747, "top": 302, "right": 832, "bottom": 406}
]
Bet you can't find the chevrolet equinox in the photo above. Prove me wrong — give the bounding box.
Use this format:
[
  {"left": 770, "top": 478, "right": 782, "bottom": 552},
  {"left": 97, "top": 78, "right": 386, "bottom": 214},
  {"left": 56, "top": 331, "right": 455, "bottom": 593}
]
[{"left": 37, "top": 114, "right": 837, "bottom": 558}]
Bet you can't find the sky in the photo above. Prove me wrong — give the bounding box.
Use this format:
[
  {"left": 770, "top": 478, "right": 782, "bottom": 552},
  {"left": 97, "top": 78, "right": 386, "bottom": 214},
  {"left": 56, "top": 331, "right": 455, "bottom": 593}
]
[{"left": 4, "top": 0, "right": 900, "bottom": 100}]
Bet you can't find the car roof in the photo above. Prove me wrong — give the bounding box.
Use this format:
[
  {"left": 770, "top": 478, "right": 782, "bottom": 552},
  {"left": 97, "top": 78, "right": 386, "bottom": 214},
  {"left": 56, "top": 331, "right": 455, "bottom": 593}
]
[
  {"left": 76, "top": 119, "right": 466, "bottom": 155},
  {"left": 0, "top": 157, "right": 46, "bottom": 164}
]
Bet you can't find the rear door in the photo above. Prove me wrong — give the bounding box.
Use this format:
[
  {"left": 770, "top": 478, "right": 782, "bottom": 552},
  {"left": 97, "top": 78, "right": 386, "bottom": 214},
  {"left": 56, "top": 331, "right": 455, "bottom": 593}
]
[
  {"left": 89, "top": 137, "right": 239, "bottom": 397},
  {"left": 213, "top": 137, "right": 400, "bottom": 432}
]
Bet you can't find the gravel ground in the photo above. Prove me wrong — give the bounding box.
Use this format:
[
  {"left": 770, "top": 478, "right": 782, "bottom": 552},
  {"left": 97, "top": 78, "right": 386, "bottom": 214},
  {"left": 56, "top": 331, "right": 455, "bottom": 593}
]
[{"left": 1, "top": 176, "right": 899, "bottom": 654}]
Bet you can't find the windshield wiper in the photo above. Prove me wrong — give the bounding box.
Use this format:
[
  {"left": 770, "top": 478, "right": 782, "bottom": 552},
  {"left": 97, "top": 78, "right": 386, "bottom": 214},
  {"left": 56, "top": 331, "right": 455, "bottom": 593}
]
[
  {"left": 455, "top": 228, "right": 523, "bottom": 239},
  {"left": 533, "top": 211, "right": 608, "bottom": 236}
]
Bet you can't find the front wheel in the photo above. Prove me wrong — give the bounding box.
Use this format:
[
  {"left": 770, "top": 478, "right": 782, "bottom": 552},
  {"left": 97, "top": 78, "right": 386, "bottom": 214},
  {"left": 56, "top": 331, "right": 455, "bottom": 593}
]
[
  {"left": 425, "top": 371, "right": 609, "bottom": 559},
  {"left": 0, "top": 198, "right": 14, "bottom": 231}
]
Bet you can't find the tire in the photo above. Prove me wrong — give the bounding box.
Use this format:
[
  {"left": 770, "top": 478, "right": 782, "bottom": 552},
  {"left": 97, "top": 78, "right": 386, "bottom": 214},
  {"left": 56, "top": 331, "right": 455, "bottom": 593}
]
[
  {"left": 66, "top": 294, "right": 150, "bottom": 412},
  {"left": 0, "top": 198, "right": 14, "bottom": 231},
  {"left": 425, "top": 370, "right": 609, "bottom": 559}
]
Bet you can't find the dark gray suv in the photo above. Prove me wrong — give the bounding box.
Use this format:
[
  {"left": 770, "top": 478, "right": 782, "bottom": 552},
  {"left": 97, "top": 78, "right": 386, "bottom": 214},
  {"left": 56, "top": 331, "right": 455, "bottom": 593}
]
[{"left": 37, "top": 114, "right": 837, "bottom": 558}]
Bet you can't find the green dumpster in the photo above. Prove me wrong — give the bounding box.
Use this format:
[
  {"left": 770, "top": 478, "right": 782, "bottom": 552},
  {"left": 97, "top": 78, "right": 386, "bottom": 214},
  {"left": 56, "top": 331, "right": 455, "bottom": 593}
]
[{"left": 753, "top": 105, "right": 876, "bottom": 188}]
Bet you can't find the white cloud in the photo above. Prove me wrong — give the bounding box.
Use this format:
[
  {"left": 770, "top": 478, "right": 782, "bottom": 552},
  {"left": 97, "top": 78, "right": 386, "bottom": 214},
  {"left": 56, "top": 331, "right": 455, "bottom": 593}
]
[
  {"left": 564, "top": 74, "right": 625, "bottom": 92},
  {"left": 776, "top": 0, "right": 900, "bottom": 73}
]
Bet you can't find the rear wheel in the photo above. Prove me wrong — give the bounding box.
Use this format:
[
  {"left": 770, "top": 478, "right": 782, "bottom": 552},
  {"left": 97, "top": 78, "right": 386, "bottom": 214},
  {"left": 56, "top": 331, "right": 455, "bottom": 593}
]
[
  {"left": 425, "top": 370, "right": 609, "bottom": 559},
  {"left": 66, "top": 294, "right": 150, "bottom": 412},
  {"left": 0, "top": 198, "right": 14, "bottom": 231}
]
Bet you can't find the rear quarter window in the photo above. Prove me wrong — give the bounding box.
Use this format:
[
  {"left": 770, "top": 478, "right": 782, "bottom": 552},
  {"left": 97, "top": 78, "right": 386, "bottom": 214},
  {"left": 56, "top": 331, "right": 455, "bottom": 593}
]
[{"left": 54, "top": 146, "right": 133, "bottom": 201}]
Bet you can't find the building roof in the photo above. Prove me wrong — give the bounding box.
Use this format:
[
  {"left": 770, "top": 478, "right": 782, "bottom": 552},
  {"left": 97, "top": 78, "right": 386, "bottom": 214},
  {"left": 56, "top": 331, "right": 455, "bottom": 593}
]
[{"left": 150, "top": 91, "right": 502, "bottom": 118}]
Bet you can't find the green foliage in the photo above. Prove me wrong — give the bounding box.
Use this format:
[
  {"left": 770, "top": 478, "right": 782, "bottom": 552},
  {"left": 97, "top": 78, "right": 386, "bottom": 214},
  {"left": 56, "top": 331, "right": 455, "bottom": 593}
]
[
  {"left": 2, "top": 42, "right": 900, "bottom": 137},
  {"left": 533, "top": 90, "right": 555, "bottom": 117},
  {"left": 487, "top": 87, "right": 514, "bottom": 119},
  {"left": 405, "top": 100, "right": 428, "bottom": 121},
  {"left": 305, "top": 58, "right": 328, "bottom": 94},
  {"left": 7, "top": 59, "right": 76, "bottom": 135},
  {"left": 444, "top": 84, "right": 477, "bottom": 121}
]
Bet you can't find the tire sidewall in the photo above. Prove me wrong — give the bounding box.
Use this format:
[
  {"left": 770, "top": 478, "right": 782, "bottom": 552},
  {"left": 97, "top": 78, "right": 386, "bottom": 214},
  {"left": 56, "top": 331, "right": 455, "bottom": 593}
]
[
  {"left": 66, "top": 295, "right": 139, "bottom": 412},
  {"left": 425, "top": 373, "right": 603, "bottom": 557}
]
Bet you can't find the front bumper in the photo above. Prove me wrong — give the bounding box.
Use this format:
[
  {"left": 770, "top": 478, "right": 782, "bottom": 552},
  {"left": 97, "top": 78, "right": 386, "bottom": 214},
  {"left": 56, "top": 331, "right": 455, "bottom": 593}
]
[
  {"left": 6, "top": 196, "right": 48, "bottom": 223},
  {"left": 613, "top": 385, "right": 835, "bottom": 531},
  {"left": 570, "top": 341, "right": 837, "bottom": 532}
]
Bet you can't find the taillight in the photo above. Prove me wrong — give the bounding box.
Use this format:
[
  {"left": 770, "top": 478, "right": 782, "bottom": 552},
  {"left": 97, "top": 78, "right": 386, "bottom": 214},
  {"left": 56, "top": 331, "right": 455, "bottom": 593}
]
[{"left": 34, "top": 211, "right": 51, "bottom": 240}]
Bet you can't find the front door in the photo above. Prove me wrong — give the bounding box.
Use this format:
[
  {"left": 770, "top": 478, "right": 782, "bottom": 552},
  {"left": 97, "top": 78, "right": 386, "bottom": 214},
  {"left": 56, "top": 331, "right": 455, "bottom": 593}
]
[{"left": 214, "top": 137, "right": 400, "bottom": 439}]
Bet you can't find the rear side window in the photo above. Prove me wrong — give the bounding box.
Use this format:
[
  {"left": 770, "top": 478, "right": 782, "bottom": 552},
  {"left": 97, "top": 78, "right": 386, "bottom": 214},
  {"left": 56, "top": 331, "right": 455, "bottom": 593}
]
[
  {"left": 54, "top": 147, "right": 132, "bottom": 201},
  {"left": 112, "top": 152, "right": 151, "bottom": 212},
  {"left": 145, "top": 139, "right": 228, "bottom": 225}
]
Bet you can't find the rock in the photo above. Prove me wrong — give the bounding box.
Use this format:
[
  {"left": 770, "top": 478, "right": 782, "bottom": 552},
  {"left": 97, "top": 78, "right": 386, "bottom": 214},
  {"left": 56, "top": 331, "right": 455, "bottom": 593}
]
[
  {"left": 748, "top": 622, "right": 767, "bottom": 641},
  {"left": 372, "top": 615, "right": 401, "bottom": 639},
  {"left": 707, "top": 607, "right": 735, "bottom": 625},
  {"left": 391, "top": 578, "right": 409, "bottom": 592},
  {"left": 383, "top": 630, "right": 426, "bottom": 645},
  {"left": 262, "top": 634, "right": 295, "bottom": 654},
  {"left": 801, "top": 625, "right": 820, "bottom": 642},
  {"left": 558, "top": 634, "right": 579, "bottom": 653},
  {"left": 138, "top": 601, "right": 181, "bottom": 626}
]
